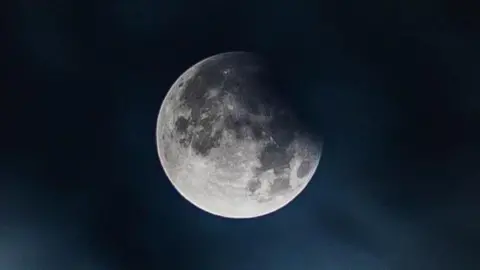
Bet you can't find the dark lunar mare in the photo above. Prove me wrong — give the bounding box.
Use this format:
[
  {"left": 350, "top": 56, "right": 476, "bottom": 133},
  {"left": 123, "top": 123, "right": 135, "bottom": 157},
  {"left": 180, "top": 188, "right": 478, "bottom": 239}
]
[{"left": 173, "top": 53, "right": 314, "bottom": 196}]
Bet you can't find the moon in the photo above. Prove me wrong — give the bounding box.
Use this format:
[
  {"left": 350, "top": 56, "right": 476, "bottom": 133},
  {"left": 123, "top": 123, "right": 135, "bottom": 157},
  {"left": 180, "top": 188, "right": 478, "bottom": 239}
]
[{"left": 156, "top": 51, "right": 322, "bottom": 219}]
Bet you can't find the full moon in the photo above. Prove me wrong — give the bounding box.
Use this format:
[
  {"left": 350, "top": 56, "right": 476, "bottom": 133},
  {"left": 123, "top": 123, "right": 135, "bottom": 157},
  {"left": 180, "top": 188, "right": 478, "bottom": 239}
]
[{"left": 156, "top": 51, "right": 322, "bottom": 218}]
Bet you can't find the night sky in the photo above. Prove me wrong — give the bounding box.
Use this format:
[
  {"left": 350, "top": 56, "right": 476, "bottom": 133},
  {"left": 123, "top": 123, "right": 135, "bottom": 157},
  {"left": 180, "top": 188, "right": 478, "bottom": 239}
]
[{"left": 2, "top": 0, "right": 479, "bottom": 269}]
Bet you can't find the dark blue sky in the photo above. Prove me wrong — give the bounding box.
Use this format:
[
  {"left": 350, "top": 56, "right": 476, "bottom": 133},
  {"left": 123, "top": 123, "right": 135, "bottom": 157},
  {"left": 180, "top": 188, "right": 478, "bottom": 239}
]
[{"left": 2, "top": 0, "right": 479, "bottom": 269}]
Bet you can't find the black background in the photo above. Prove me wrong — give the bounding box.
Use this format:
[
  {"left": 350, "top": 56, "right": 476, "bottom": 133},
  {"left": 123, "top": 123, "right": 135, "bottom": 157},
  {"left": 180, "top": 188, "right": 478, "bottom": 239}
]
[{"left": 1, "top": 0, "right": 479, "bottom": 269}]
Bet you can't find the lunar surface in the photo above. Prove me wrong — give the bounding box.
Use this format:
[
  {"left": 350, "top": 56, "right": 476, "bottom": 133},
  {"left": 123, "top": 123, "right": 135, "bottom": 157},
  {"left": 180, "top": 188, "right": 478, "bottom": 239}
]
[{"left": 156, "top": 51, "right": 322, "bottom": 218}]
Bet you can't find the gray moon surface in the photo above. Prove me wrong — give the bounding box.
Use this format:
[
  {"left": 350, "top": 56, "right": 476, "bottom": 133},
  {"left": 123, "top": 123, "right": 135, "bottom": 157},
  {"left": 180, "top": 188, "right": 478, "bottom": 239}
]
[{"left": 156, "top": 51, "right": 322, "bottom": 218}]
